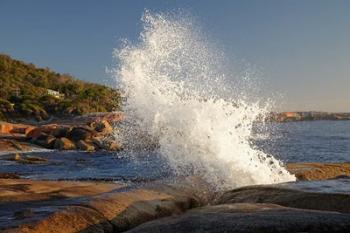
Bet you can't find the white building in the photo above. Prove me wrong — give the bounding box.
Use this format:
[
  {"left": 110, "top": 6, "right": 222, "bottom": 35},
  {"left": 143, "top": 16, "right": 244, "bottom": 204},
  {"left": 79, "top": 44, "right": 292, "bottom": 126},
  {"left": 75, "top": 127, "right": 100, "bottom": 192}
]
[{"left": 47, "top": 89, "right": 64, "bottom": 99}]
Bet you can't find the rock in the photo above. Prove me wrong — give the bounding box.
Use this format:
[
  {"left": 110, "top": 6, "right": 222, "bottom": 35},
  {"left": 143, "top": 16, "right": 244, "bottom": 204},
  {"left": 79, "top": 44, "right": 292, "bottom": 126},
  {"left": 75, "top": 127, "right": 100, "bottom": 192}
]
[
  {"left": 0, "top": 172, "right": 20, "bottom": 179},
  {"left": 40, "top": 124, "right": 58, "bottom": 133},
  {"left": 24, "top": 155, "right": 47, "bottom": 162},
  {"left": 91, "top": 137, "right": 122, "bottom": 151},
  {"left": 52, "top": 126, "right": 71, "bottom": 138},
  {"left": 68, "top": 127, "right": 95, "bottom": 141},
  {"left": 87, "top": 187, "right": 198, "bottom": 232},
  {"left": 9, "top": 140, "right": 23, "bottom": 150},
  {"left": 54, "top": 137, "right": 76, "bottom": 150},
  {"left": 7, "top": 206, "right": 114, "bottom": 233},
  {"left": 3, "top": 153, "right": 22, "bottom": 161},
  {"left": 14, "top": 153, "right": 21, "bottom": 161},
  {"left": 6, "top": 153, "right": 47, "bottom": 164},
  {"left": 11, "top": 126, "right": 35, "bottom": 135},
  {"left": 26, "top": 127, "right": 42, "bottom": 139},
  {"left": 23, "top": 126, "right": 36, "bottom": 137},
  {"left": 0, "top": 177, "right": 208, "bottom": 233},
  {"left": 0, "top": 122, "right": 13, "bottom": 134},
  {"left": 0, "top": 179, "right": 121, "bottom": 203},
  {"left": 0, "top": 122, "right": 34, "bottom": 136},
  {"left": 105, "top": 112, "right": 124, "bottom": 123},
  {"left": 105, "top": 141, "right": 122, "bottom": 151},
  {"left": 31, "top": 132, "right": 49, "bottom": 141},
  {"left": 32, "top": 134, "right": 56, "bottom": 148},
  {"left": 45, "top": 135, "right": 56, "bottom": 148},
  {"left": 0, "top": 140, "right": 31, "bottom": 152},
  {"left": 126, "top": 203, "right": 350, "bottom": 233},
  {"left": 94, "top": 120, "right": 113, "bottom": 134},
  {"left": 216, "top": 185, "right": 350, "bottom": 213},
  {"left": 102, "top": 139, "right": 122, "bottom": 151},
  {"left": 287, "top": 163, "right": 350, "bottom": 180},
  {"left": 76, "top": 140, "right": 95, "bottom": 151},
  {"left": 26, "top": 124, "right": 58, "bottom": 139},
  {"left": 92, "top": 137, "right": 104, "bottom": 149},
  {"left": 14, "top": 209, "right": 34, "bottom": 219}
]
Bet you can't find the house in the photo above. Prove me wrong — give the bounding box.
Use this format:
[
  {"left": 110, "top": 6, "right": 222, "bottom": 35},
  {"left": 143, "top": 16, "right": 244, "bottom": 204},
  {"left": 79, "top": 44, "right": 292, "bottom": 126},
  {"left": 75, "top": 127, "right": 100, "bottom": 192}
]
[{"left": 47, "top": 89, "right": 64, "bottom": 99}]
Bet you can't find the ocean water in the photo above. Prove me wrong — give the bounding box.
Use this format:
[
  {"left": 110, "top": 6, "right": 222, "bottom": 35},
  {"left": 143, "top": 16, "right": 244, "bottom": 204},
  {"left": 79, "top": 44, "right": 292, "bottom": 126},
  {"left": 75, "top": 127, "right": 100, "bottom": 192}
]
[
  {"left": 1, "top": 121, "right": 349, "bottom": 184},
  {"left": 255, "top": 120, "right": 350, "bottom": 163}
]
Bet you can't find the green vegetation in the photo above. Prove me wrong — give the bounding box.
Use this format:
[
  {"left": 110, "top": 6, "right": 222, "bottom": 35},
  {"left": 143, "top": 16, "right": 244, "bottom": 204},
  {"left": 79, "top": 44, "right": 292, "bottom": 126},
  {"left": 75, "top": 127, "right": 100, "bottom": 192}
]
[{"left": 0, "top": 54, "right": 121, "bottom": 121}]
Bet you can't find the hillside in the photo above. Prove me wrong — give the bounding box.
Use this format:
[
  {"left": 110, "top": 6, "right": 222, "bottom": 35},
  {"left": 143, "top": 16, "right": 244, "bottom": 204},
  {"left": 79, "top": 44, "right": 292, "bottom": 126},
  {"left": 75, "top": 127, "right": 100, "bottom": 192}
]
[{"left": 0, "top": 54, "right": 121, "bottom": 122}]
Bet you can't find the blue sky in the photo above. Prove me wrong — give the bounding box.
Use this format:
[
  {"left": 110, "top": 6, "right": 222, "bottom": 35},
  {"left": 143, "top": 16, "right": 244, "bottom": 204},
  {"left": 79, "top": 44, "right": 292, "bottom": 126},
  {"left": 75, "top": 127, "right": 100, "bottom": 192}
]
[{"left": 0, "top": 0, "right": 349, "bottom": 111}]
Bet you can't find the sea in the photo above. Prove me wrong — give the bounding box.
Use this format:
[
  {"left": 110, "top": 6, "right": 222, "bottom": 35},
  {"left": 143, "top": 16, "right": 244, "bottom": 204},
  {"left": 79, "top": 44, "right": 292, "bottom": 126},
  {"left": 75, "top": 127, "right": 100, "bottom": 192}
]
[{"left": 1, "top": 120, "right": 349, "bottom": 193}]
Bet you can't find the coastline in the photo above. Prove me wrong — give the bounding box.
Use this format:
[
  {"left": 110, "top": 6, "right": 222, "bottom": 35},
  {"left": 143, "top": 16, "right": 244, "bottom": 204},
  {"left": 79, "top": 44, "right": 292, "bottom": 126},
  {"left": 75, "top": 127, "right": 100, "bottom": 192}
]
[
  {"left": 268, "top": 111, "right": 350, "bottom": 123},
  {"left": 1, "top": 116, "right": 350, "bottom": 232},
  {"left": 1, "top": 163, "right": 350, "bottom": 232},
  {"left": 0, "top": 112, "right": 124, "bottom": 153}
]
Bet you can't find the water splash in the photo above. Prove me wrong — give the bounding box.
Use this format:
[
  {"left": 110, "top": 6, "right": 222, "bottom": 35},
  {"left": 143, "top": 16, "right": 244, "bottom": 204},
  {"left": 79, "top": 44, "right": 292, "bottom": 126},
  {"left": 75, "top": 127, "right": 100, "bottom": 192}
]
[{"left": 113, "top": 11, "right": 295, "bottom": 190}]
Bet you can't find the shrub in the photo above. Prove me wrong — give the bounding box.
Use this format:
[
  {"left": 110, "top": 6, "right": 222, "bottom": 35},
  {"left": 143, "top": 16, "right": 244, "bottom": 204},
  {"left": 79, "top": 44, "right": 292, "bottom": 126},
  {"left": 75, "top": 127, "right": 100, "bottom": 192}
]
[{"left": 0, "top": 54, "right": 121, "bottom": 122}]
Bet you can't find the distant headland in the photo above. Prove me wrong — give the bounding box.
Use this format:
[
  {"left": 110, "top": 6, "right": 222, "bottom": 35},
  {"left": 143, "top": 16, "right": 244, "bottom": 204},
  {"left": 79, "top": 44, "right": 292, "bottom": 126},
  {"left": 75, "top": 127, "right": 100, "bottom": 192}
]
[{"left": 267, "top": 111, "right": 350, "bottom": 122}]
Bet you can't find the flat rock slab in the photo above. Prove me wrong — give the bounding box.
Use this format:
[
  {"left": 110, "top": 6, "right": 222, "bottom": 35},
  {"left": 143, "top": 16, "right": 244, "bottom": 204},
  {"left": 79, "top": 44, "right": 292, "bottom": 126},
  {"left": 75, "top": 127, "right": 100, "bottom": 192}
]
[
  {"left": 126, "top": 203, "right": 350, "bottom": 233},
  {"left": 127, "top": 185, "right": 350, "bottom": 233},
  {"left": 216, "top": 185, "right": 350, "bottom": 213},
  {"left": 287, "top": 163, "right": 350, "bottom": 180},
  {"left": 0, "top": 177, "right": 210, "bottom": 233},
  {"left": 1, "top": 162, "right": 350, "bottom": 233},
  {"left": 0, "top": 179, "right": 121, "bottom": 202},
  {"left": 0, "top": 179, "right": 122, "bottom": 231},
  {"left": 0, "top": 139, "right": 35, "bottom": 153}
]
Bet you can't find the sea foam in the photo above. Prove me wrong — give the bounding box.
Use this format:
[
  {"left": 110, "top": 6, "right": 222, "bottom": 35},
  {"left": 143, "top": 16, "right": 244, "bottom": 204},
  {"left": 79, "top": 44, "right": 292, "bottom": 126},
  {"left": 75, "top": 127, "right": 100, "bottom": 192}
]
[{"left": 113, "top": 11, "right": 295, "bottom": 190}]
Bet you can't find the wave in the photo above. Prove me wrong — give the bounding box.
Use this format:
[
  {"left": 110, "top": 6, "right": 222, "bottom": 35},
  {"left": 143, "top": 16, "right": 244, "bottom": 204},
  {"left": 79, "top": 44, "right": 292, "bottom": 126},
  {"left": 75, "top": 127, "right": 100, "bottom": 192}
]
[{"left": 113, "top": 10, "right": 295, "bottom": 190}]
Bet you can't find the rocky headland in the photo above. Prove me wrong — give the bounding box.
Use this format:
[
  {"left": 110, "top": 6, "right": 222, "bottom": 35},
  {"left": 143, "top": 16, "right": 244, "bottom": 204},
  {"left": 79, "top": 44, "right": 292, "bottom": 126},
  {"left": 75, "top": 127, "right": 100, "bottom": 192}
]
[{"left": 268, "top": 111, "right": 350, "bottom": 122}]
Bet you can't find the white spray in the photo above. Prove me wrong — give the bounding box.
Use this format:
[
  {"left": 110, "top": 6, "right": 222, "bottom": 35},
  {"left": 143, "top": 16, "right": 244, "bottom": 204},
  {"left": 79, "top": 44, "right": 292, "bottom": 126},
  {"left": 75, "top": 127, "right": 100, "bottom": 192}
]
[{"left": 113, "top": 11, "right": 295, "bottom": 190}]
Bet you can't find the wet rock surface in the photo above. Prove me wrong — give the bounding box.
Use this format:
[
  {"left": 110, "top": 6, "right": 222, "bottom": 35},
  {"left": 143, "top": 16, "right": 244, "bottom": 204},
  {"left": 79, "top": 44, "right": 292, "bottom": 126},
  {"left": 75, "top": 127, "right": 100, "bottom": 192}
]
[
  {"left": 0, "top": 177, "right": 209, "bottom": 233},
  {"left": 216, "top": 185, "right": 350, "bottom": 213},
  {"left": 127, "top": 185, "right": 350, "bottom": 233},
  {"left": 1, "top": 161, "right": 350, "bottom": 232},
  {"left": 0, "top": 172, "right": 20, "bottom": 179},
  {"left": 126, "top": 203, "right": 350, "bottom": 233},
  {"left": 1, "top": 176, "right": 350, "bottom": 233},
  {"left": 0, "top": 139, "right": 34, "bottom": 152}
]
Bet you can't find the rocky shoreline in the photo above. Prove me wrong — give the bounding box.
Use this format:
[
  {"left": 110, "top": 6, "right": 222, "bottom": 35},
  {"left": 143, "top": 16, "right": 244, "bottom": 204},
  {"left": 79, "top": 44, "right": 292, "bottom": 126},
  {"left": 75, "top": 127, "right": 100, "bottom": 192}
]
[
  {"left": 0, "top": 163, "right": 350, "bottom": 232},
  {"left": 268, "top": 111, "right": 350, "bottom": 122},
  {"left": 1, "top": 114, "right": 350, "bottom": 232},
  {"left": 0, "top": 112, "right": 123, "bottom": 153}
]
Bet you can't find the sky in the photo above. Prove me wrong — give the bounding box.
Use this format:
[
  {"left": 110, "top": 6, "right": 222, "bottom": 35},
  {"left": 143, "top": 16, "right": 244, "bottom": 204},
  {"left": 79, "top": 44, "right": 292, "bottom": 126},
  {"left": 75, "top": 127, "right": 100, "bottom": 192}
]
[{"left": 0, "top": 0, "right": 349, "bottom": 112}]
